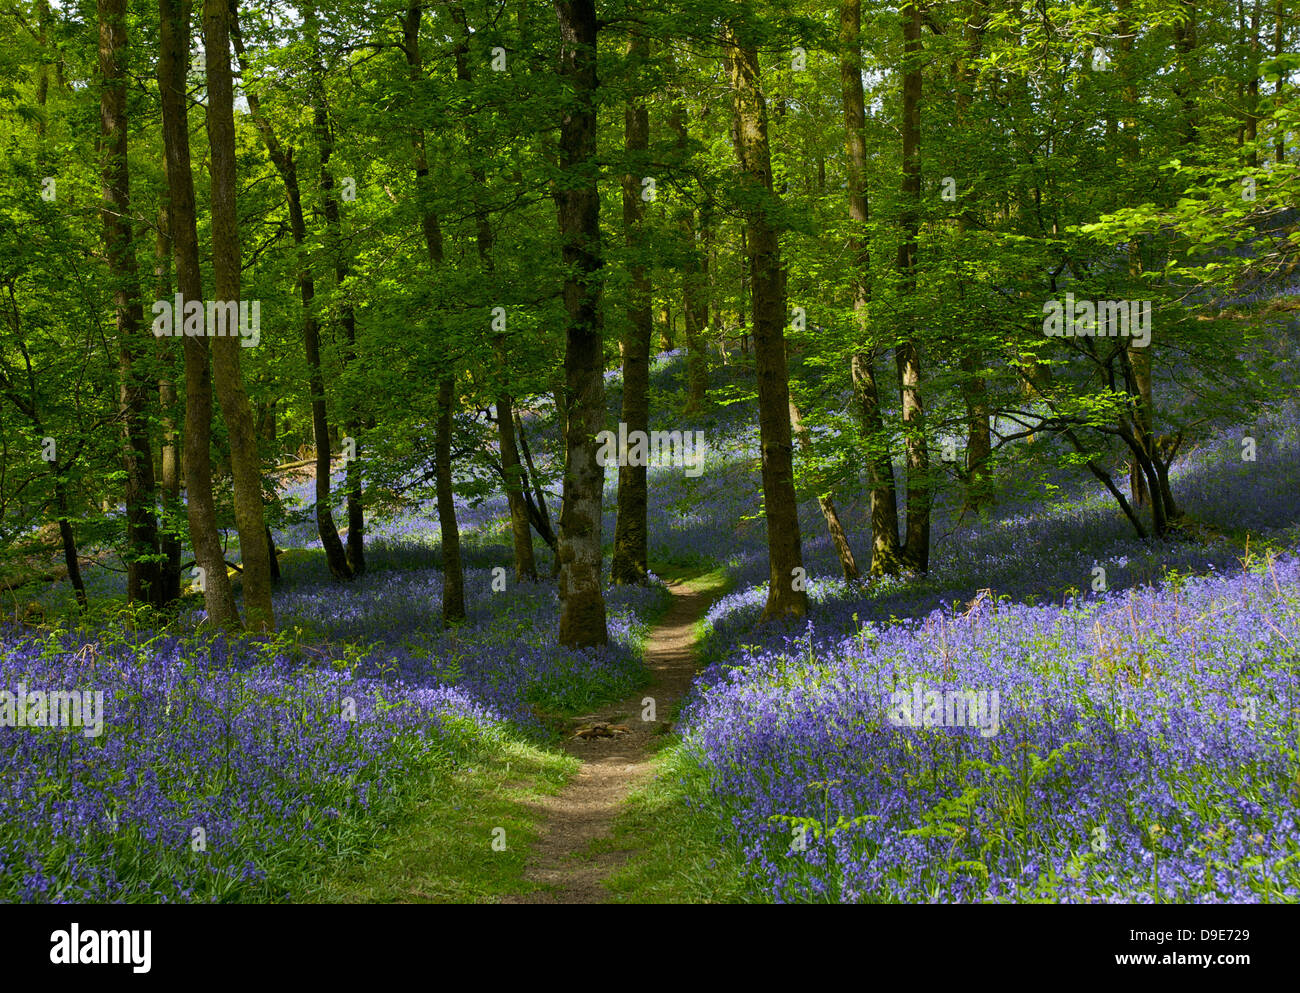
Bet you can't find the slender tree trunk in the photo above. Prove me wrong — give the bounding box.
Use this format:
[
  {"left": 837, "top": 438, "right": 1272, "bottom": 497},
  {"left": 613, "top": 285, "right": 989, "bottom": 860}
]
[
  {"left": 255, "top": 393, "right": 275, "bottom": 443},
  {"left": 1118, "top": 0, "right": 1155, "bottom": 510},
  {"left": 306, "top": 100, "right": 353, "bottom": 579},
  {"left": 99, "top": 0, "right": 164, "bottom": 607},
  {"left": 404, "top": 0, "right": 465, "bottom": 623},
  {"left": 516, "top": 410, "right": 558, "bottom": 556},
  {"left": 1073, "top": 433, "right": 1148, "bottom": 541},
  {"left": 204, "top": 0, "right": 274, "bottom": 631},
  {"left": 896, "top": 0, "right": 930, "bottom": 574},
  {"left": 431, "top": 395, "right": 462, "bottom": 614},
  {"left": 725, "top": 27, "right": 807, "bottom": 621},
  {"left": 790, "top": 400, "right": 859, "bottom": 581},
  {"left": 895, "top": 341, "right": 930, "bottom": 574},
  {"left": 842, "top": 0, "right": 901, "bottom": 577},
  {"left": 1125, "top": 348, "right": 1154, "bottom": 510},
  {"left": 852, "top": 354, "right": 901, "bottom": 575},
  {"left": 302, "top": 283, "right": 351, "bottom": 577},
  {"left": 317, "top": 124, "right": 366, "bottom": 577},
  {"left": 266, "top": 525, "right": 280, "bottom": 581},
  {"left": 553, "top": 0, "right": 609, "bottom": 647},
  {"left": 35, "top": 1, "right": 50, "bottom": 134},
  {"left": 960, "top": 351, "right": 993, "bottom": 509},
  {"left": 153, "top": 200, "right": 183, "bottom": 603},
  {"left": 612, "top": 30, "right": 652, "bottom": 586},
  {"left": 158, "top": 0, "right": 239, "bottom": 626},
  {"left": 739, "top": 227, "right": 749, "bottom": 348},
  {"left": 1236, "top": 0, "right": 1247, "bottom": 149},
  {"left": 1247, "top": 0, "right": 1261, "bottom": 167},
  {"left": 452, "top": 3, "right": 535, "bottom": 582},
  {"left": 1030, "top": 373, "right": 1154, "bottom": 542},
  {"left": 685, "top": 208, "right": 712, "bottom": 411},
  {"left": 435, "top": 376, "right": 466, "bottom": 623},
  {"left": 1153, "top": 435, "right": 1182, "bottom": 523},
  {"left": 1274, "top": 0, "right": 1285, "bottom": 164},
  {"left": 1120, "top": 424, "right": 1168, "bottom": 538},
  {"left": 0, "top": 359, "right": 90, "bottom": 610},
  {"left": 326, "top": 184, "right": 366, "bottom": 577},
  {"left": 497, "top": 385, "right": 537, "bottom": 581},
  {"left": 233, "top": 12, "right": 351, "bottom": 580},
  {"left": 56, "top": 481, "right": 88, "bottom": 609},
  {"left": 310, "top": 16, "right": 366, "bottom": 578},
  {"left": 954, "top": 2, "right": 992, "bottom": 511},
  {"left": 1173, "top": 1, "right": 1199, "bottom": 147},
  {"left": 342, "top": 419, "right": 365, "bottom": 576},
  {"left": 670, "top": 97, "right": 710, "bottom": 413}
]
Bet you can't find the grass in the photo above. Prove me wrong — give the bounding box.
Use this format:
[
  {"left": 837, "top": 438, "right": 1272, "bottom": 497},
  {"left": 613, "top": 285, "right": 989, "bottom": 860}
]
[
  {"left": 599, "top": 744, "right": 762, "bottom": 903},
  {"left": 297, "top": 730, "right": 579, "bottom": 903},
  {"left": 292, "top": 561, "right": 708, "bottom": 903}
]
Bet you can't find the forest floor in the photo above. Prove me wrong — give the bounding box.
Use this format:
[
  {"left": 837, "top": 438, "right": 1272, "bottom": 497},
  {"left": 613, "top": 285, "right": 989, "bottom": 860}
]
[{"left": 499, "top": 572, "right": 724, "bottom": 903}]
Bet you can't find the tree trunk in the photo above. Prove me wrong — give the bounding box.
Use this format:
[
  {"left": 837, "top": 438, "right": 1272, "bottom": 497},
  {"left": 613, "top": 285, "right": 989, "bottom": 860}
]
[
  {"left": 343, "top": 430, "right": 365, "bottom": 575},
  {"left": 98, "top": 0, "right": 164, "bottom": 607},
  {"left": 204, "top": 0, "right": 274, "bottom": 631},
  {"left": 953, "top": 2, "right": 992, "bottom": 511},
  {"left": 266, "top": 525, "right": 280, "bottom": 582},
  {"left": 790, "top": 400, "right": 859, "bottom": 581},
  {"left": 1173, "top": 0, "right": 1199, "bottom": 147},
  {"left": 0, "top": 361, "right": 91, "bottom": 611},
  {"left": 307, "top": 100, "right": 353, "bottom": 579},
  {"left": 1247, "top": 0, "right": 1261, "bottom": 167},
  {"left": 452, "top": 3, "right": 535, "bottom": 582},
  {"left": 56, "top": 481, "right": 88, "bottom": 610},
  {"left": 670, "top": 97, "right": 710, "bottom": 413},
  {"left": 158, "top": 0, "right": 239, "bottom": 626},
  {"left": 35, "top": 1, "right": 50, "bottom": 135},
  {"left": 896, "top": 1, "right": 930, "bottom": 575},
  {"left": 1153, "top": 435, "right": 1182, "bottom": 523},
  {"left": 311, "top": 17, "right": 366, "bottom": 578},
  {"left": 404, "top": 0, "right": 466, "bottom": 623},
  {"left": 153, "top": 200, "right": 184, "bottom": 603},
  {"left": 497, "top": 386, "right": 537, "bottom": 581},
  {"left": 233, "top": 12, "right": 351, "bottom": 580},
  {"left": 1274, "top": 0, "right": 1285, "bottom": 164},
  {"left": 684, "top": 208, "right": 712, "bottom": 412},
  {"left": 313, "top": 71, "right": 366, "bottom": 577},
  {"left": 612, "top": 30, "right": 652, "bottom": 586},
  {"left": 842, "top": 0, "right": 902, "bottom": 577},
  {"left": 516, "top": 411, "right": 558, "bottom": 556},
  {"left": 852, "top": 354, "right": 902, "bottom": 575},
  {"left": 960, "top": 351, "right": 993, "bottom": 510},
  {"left": 725, "top": 27, "right": 807, "bottom": 621},
  {"left": 1073, "top": 432, "right": 1148, "bottom": 541},
  {"left": 1118, "top": 0, "right": 1154, "bottom": 510},
  {"left": 553, "top": 0, "right": 609, "bottom": 647},
  {"left": 436, "top": 374, "right": 466, "bottom": 624},
  {"left": 1122, "top": 425, "right": 1168, "bottom": 538}
]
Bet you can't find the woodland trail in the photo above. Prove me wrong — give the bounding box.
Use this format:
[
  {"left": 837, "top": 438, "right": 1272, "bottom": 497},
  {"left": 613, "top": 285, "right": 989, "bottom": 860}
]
[{"left": 499, "top": 577, "right": 720, "bottom": 904}]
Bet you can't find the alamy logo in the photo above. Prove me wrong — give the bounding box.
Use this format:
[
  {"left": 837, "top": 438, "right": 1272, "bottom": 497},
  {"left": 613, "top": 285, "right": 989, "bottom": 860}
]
[
  {"left": 1043, "top": 293, "right": 1151, "bottom": 348},
  {"left": 886, "top": 681, "right": 1000, "bottom": 738},
  {"left": 0, "top": 683, "right": 103, "bottom": 737},
  {"left": 151, "top": 293, "right": 261, "bottom": 348},
  {"left": 50, "top": 924, "right": 151, "bottom": 973},
  {"left": 595, "top": 424, "right": 705, "bottom": 478}
]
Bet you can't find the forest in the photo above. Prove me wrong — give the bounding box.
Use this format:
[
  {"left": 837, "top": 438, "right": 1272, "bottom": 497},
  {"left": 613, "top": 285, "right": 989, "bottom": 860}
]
[{"left": 0, "top": 0, "right": 1297, "bottom": 907}]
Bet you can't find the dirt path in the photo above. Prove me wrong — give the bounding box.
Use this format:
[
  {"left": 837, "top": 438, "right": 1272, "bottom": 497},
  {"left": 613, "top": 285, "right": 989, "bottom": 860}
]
[{"left": 499, "top": 578, "right": 719, "bottom": 904}]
